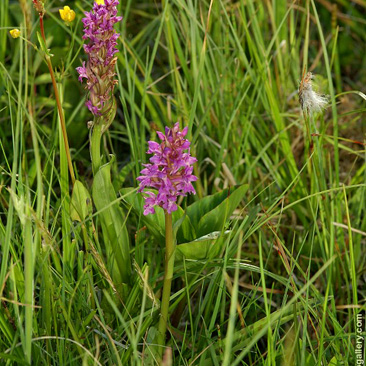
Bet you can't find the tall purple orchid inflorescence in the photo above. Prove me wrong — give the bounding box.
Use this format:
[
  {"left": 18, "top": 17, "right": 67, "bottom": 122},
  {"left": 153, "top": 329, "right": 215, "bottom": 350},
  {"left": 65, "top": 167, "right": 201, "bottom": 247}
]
[
  {"left": 76, "top": 0, "right": 122, "bottom": 116},
  {"left": 137, "top": 123, "right": 197, "bottom": 215}
]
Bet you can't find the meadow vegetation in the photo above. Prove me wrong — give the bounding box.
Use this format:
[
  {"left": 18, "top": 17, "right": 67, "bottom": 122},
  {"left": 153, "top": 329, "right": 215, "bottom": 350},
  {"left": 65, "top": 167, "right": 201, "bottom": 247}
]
[{"left": 0, "top": 0, "right": 366, "bottom": 365}]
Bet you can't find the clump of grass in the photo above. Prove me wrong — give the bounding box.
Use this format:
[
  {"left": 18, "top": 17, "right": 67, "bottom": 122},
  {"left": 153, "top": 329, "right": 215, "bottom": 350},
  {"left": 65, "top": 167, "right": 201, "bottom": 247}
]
[{"left": 0, "top": 0, "right": 365, "bottom": 365}]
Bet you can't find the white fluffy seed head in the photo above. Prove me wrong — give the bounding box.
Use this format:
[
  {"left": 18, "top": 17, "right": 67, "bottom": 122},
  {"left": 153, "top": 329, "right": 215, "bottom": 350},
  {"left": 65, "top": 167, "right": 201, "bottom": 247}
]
[{"left": 298, "top": 72, "right": 328, "bottom": 115}]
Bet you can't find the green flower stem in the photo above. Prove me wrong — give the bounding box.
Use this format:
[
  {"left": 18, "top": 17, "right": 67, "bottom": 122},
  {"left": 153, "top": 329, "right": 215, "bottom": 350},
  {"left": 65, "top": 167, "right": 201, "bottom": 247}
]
[
  {"left": 157, "top": 212, "right": 175, "bottom": 360},
  {"left": 91, "top": 121, "right": 102, "bottom": 174}
]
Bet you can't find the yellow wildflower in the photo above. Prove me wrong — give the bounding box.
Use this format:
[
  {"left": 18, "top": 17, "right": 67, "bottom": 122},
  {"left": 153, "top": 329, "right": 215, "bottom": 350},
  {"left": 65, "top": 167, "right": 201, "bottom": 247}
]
[
  {"left": 95, "top": 0, "right": 105, "bottom": 4},
  {"left": 9, "top": 29, "right": 21, "bottom": 39},
  {"left": 59, "top": 6, "right": 76, "bottom": 23}
]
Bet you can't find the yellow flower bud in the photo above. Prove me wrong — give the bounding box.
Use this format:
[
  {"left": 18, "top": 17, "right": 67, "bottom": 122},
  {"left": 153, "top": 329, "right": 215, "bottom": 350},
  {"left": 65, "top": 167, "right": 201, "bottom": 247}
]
[
  {"left": 59, "top": 6, "right": 76, "bottom": 23},
  {"left": 95, "top": 0, "right": 105, "bottom": 4},
  {"left": 9, "top": 29, "right": 21, "bottom": 39}
]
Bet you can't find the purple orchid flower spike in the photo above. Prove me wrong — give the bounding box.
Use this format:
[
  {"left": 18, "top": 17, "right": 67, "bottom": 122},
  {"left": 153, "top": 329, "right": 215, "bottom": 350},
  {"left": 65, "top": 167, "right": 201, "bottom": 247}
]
[
  {"left": 137, "top": 123, "right": 198, "bottom": 215},
  {"left": 76, "top": 0, "right": 122, "bottom": 118}
]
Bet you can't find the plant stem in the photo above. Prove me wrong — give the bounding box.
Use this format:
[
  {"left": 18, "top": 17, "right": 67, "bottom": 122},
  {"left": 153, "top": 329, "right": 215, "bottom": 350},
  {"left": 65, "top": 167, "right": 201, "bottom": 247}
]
[
  {"left": 39, "top": 16, "right": 75, "bottom": 185},
  {"left": 91, "top": 122, "right": 102, "bottom": 174},
  {"left": 157, "top": 212, "right": 175, "bottom": 361}
]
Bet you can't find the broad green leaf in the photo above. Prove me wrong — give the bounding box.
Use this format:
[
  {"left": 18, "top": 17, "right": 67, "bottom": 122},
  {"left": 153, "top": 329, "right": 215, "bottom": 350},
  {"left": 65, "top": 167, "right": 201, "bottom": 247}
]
[
  {"left": 173, "top": 212, "right": 187, "bottom": 238},
  {"left": 186, "top": 189, "right": 232, "bottom": 228},
  {"left": 70, "top": 180, "right": 92, "bottom": 222},
  {"left": 176, "top": 231, "right": 231, "bottom": 261},
  {"left": 328, "top": 357, "right": 339, "bottom": 366},
  {"left": 189, "top": 184, "right": 248, "bottom": 237},
  {"left": 177, "top": 239, "right": 214, "bottom": 261},
  {"left": 120, "top": 188, "right": 196, "bottom": 243},
  {"left": 92, "top": 158, "right": 131, "bottom": 285},
  {"left": 173, "top": 210, "right": 196, "bottom": 243},
  {"left": 122, "top": 185, "right": 247, "bottom": 243}
]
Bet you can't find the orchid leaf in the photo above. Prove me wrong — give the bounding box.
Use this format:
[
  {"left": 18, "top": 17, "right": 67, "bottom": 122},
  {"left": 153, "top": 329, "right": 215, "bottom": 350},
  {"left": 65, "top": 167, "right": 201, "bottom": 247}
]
[
  {"left": 187, "top": 184, "right": 248, "bottom": 237},
  {"left": 122, "top": 185, "right": 247, "bottom": 245},
  {"left": 120, "top": 187, "right": 195, "bottom": 243},
  {"left": 176, "top": 230, "right": 231, "bottom": 261},
  {"left": 92, "top": 158, "right": 131, "bottom": 285},
  {"left": 70, "top": 180, "right": 92, "bottom": 222}
]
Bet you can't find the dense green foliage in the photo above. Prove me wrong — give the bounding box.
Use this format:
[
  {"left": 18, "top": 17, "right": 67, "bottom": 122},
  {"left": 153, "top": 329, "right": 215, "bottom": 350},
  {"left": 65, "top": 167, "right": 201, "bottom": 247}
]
[{"left": 0, "top": 0, "right": 366, "bottom": 365}]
